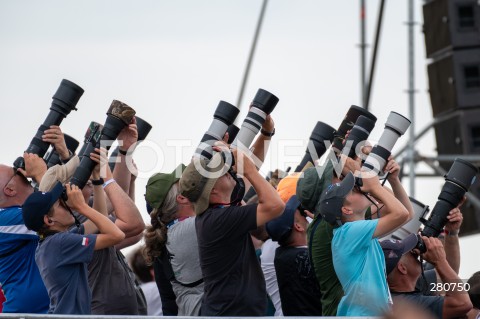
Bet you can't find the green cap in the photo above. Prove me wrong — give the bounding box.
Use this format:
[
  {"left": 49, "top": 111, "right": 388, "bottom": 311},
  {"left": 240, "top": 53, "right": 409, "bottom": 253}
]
[
  {"left": 179, "top": 153, "right": 228, "bottom": 215},
  {"left": 145, "top": 164, "right": 186, "bottom": 209},
  {"left": 296, "top": 160, "right": 334, "bottom": 215}
]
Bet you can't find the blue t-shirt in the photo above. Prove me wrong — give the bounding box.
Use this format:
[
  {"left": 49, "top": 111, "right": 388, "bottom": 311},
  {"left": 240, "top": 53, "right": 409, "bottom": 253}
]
[
  {"left": 332, "top": 219, "right": 391, "bottom": 316},
  {"left": 35, "top": 225, "right": 97, "bottom": 314},
  {"left": 0, "top": 206, "right": 49, "bottom": 313}
]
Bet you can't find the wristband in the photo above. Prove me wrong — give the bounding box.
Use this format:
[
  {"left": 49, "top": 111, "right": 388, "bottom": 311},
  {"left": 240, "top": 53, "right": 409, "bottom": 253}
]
[
  {"left": 260, "top": 128, "right": 275, "bottom": 137},
  {"left": 91, "top": 178, "right": 104, "bottom": 186},
  {"left": 118, "top": 149, "right": 128, "bottom": 156},
  {"left": 102, "top": 178, "right": 116, "bottom": 189}
]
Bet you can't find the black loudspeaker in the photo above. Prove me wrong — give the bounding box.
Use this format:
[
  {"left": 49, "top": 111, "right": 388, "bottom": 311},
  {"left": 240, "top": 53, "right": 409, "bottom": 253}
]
[
  {"left": 425, "top": 0, "right": 480, "bottom": 237},
  {"left": 423, "top": 0, "right": 480, "bottom": 58},
  {"left": 434, "top": 109, "right": 480, "bottom": 157},
  {"left": 428, "top": 49, "right": 480, "bottom": 116}
]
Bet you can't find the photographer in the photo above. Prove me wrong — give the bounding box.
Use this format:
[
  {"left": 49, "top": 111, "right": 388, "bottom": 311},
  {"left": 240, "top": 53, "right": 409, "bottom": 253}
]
[
  {"left": 381, "top": 233, "right": 472, "bottom": 319},
  {"left": 144, "top": 164, "right": 203, "bottom": 316},
  {"left": 21, "top": 150, "right": 125, "bottom": 314},
  {"left": 319, "top": 169, "right": 410, "bottom": 316},
  {"left": 40, "top": 122, "right": 146, "bottom": 315},
  {"left": 0, "top": 124, "right": 73, "bottom": 314},
  {"left": 179, "top": 144, "right": 285, "bottom": 316}
]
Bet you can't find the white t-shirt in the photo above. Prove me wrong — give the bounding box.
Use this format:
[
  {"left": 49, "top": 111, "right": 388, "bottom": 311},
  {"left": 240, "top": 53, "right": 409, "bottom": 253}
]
[{"left": 261, "top": 239, "right": 283, "bottom": 316}]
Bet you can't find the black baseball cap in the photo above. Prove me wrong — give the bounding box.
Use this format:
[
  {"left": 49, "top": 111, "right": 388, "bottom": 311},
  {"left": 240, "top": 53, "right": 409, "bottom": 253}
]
[
  {"left": 381, "top": 234, "right": 419, "bottom": 275},
  {"left": 319, "top": 172, "right": 355, "bottom": 226},
  {"left": 22, "top": 181, "right": 64, "bottom": 232}
]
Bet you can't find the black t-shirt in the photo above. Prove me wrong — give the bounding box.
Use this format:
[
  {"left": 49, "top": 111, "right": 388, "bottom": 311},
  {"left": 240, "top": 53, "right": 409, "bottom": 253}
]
[
  {"left": 392, "top": 291, "right": 444, "bottom": 319},
  {"left": 274, "top": 246, "right": 323, "bottom": 316},
  {"left": 195, "top": 203, "right": 267, "bottom": 316}
]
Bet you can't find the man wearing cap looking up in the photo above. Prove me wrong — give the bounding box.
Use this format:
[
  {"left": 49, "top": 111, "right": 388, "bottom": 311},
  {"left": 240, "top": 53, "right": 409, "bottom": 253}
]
[
  {"left": 381, "top": 233, "right": 472, "bottom": 319},
  {"left": 297, "top": 151, "right": 414, "bottom": 316},
  {"left": 319, "top": 171, "right": 410, "bottom": 316},
  {"left": 266, "top": 195, "right": 322, "bottom": 316},
  {"left": 144, "top": 163, "right": 205, "bottom": 316},
  {"left": 0, "top": 125, "right": 73, "bottom": 314},
  {"left": 22, "top": 152, "right": 125, "bottom": 314},
  {"left": 179, "top": 147, "right": 285, "bottom": 316}
]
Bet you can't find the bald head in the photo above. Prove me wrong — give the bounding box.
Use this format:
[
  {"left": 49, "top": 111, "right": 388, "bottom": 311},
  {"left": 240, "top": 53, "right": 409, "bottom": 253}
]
[{"left": 0, "top": 164, "right": 33, "bottom": 207}]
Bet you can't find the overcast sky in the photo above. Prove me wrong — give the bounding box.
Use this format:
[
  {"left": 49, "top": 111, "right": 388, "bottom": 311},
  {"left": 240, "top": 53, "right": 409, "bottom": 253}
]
[{"left": 1, "top": 0, "right": 478, "bottom": 278}]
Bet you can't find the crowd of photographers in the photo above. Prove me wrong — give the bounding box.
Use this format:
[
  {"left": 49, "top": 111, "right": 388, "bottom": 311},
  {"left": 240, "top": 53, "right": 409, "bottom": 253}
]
[{"left": 0, "top": 80, "right": 479, "bottom": 318}]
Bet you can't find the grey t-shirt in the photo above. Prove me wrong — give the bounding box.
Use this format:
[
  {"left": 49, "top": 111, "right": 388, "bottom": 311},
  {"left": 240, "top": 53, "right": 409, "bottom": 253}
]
[
  {"left": 392, "top": 291, "right": 443, "bottom": 318},
  {"left": 166, "top": 217, "right": 203, "bottom": 284},
  {"left": 88, "top": 247, "right": 144, "bottom": 315},
  {"left": 35, "top": 226, "right": 97, "bottom": 314},
  {"left": 166, "top": 217, "right": 203, "bottom": 316}
]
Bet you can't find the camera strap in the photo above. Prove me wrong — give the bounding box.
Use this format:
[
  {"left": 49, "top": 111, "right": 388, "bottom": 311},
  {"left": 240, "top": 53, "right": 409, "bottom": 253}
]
[{"left": 60, "top": 198, "right": 81, "bottom": 228}]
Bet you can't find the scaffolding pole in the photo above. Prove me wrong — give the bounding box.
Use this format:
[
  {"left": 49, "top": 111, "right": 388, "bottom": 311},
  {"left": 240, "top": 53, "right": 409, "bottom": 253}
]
[{"left": 407, "top": 0, "right": 416, "bottom": 197}]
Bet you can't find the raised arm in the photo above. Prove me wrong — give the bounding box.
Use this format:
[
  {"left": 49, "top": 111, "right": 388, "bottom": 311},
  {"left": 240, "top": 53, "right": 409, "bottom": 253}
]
[
  {"left": 443, "top": 206, "right": 463, "bottom": 274},
  {"left": 360, "top": 173, "right": 409, "bottom": 238},
  {"left": 113, "top": 117, "right": 138, "bottom": 193},
  {"left": 421, "top": 236, "right": 472, "bottom": 319},
  {"left": 65, "top": 183, "right": 124, "bottom": 250},
  {"left": 384, "top": 158, "right": 414, "bottom": 221},
  {"left": 233, "top": 148, "right": 285, "bottom": 226}
]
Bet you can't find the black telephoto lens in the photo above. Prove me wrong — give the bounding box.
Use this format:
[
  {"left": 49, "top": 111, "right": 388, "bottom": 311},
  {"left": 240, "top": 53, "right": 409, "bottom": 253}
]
[
  {"left": 295, "top": 121, "right": 336, "bottom": 172},
  {"left": 341, "top": 115, "right": 377, "bottom": 159},
  {"left": 333, "top": 105, "right": 377, "bottom": 152},
  {"left": 226, "top": 124, "right": 240, "bottom": 144},
  {"left": 421, "top": 159, "right": 478, "bottom": 238},
  {"left": 70, "top": 100, "right": 136, "bottom": 189},
  {"left": 14, "top": 79, "right": 84, "bottom": 169},
  {"left": 108, "top": 116, "right": 153, "bottom": 172}
]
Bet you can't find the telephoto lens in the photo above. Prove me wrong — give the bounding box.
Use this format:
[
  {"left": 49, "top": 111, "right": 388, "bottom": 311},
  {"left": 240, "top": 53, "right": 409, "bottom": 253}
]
[
  {"left": 44, "top": 133, "right": 80, "bottom": 168},
  {"left": 332, "top": 105, "right": 377, "bottom": 153},
  {"left": 231, "top": 88, "right": 279, "bottom": 150},
  {"left": 194, "top": 101, "right": 240, "bottom": 160},
  {"left": 420, "top": 158, "right": 478, "bottom": 238},
  {"left": 70, "top": 100, "right": 136, "bottom": 189},
  {"left": 294, "top": 121, "right": 336, "bottom": 172},
  {"left": 77, "top": 122, "right": 103, "bottom": 159},
  {"left": 362, "top": 111, "right": 411, "bottom": 175},
  {"left": 226, "top": 124, "right": 240, "bottom": 144},
  {"left": 108, "top": 115, "right": 153, "bottom": 171},
  {"left": 14, "top": 79, "right": 84, "bottom": 169},
  {"left": 341, "top": 115, "right": 377, "bottom": 159}
]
